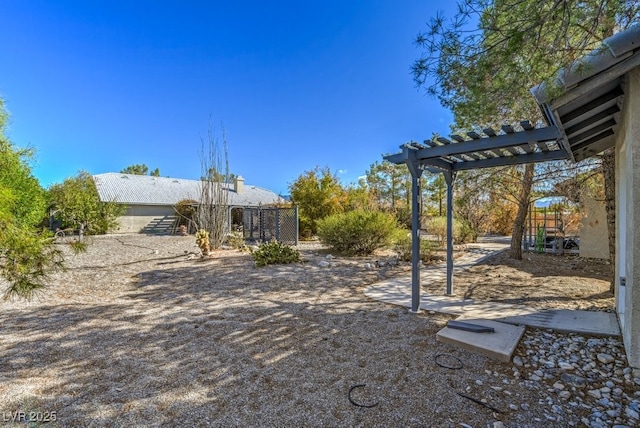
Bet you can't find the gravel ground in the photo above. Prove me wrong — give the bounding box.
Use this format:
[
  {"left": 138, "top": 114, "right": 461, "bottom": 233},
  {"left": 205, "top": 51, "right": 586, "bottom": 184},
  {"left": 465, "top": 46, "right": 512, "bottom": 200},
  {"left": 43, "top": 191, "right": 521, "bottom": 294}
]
[{"left": 0, "top": 234, "right": 637, "bottom": 427}]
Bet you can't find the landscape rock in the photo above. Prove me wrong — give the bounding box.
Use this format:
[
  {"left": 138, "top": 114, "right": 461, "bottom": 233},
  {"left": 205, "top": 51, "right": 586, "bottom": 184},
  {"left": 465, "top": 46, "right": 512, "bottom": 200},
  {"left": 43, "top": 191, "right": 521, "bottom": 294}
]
[{"left": 598, "top": 353, "right": 615, "bottom": 364}]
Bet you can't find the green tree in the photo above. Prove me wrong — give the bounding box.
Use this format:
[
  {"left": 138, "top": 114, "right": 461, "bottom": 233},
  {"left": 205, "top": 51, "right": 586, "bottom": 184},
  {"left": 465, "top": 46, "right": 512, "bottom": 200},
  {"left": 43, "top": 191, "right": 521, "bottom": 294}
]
[
  {"left": 121, "top": 163, "right": 161, "bottom": 176},
  {"left": 289, "top": 166, "right": 346, "bottom": 237},
  {"left": 364, "top": 160, "right": 408, "bottom": 210},
  {"left": 49, "top": 171, "right": 125, "bottom": 235},
  {"left": 425, "top": 173, "right": 447, "bottom": 217},
  {"left": 412, "top": 0, "right": 638, "bottom": 260},
  {"left": 201, "top": 167, "right": 236, "bottom": 183},
  {"left": 0, "top": 98, "right": 63, "bottom": 299},
  {"left": 344, "top": 179, "right": 374, "bottom": 212}
]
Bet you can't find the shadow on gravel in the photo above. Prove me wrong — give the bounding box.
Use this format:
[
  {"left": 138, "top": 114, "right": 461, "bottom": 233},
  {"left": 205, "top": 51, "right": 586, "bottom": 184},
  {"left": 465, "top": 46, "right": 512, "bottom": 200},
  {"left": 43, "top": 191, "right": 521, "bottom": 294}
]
[{"left": 0, "top": 254, "right": 520, "bottom": 427}]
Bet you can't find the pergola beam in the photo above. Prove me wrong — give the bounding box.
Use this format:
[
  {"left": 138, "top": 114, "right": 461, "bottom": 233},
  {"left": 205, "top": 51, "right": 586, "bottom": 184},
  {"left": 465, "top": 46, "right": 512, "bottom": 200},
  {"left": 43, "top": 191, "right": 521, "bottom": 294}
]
[
  {"left": 414, "top": 126, "right": 561, "bottom": 160},
  {"left": 448, "top": 149, "right": 569, "bottom": 170}
]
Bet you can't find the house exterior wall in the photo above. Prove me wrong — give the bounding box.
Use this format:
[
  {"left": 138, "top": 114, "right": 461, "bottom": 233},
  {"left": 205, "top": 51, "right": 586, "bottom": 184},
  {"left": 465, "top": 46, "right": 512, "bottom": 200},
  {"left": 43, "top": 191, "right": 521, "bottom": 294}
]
[
  {"left": 579, "top": 194, "right": 609, "bottom": 260},
  {"left": 112, "top": 205, "right": 176, "bottom": 234},
  {"left": 615, "top": 67, "right": 640, "bottom": 369}
]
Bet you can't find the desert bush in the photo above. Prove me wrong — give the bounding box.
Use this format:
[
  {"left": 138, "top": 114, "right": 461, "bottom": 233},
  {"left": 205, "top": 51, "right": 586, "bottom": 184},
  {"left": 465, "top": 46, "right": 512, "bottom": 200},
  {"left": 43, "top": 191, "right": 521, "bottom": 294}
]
[
  {"left": 317, "top": 209, "right": 400, "bottom": 256},
  {"left": 68, "top": 239, "right": 89, "bottom": 255},
  {"left": 426, "top": 216, "right": 467, "bottom": 246},
  {"left": 174, "top": 199, "right": 198, "bottom": 227},
  {"left": 226, "top": 230, "right": 248, "bottom": 252},
  {"left": 393, "top": 232, "right": 433, "bottom": 263},
  {"left": 251, "top": 240, "right": 301, "bottom": 267}
]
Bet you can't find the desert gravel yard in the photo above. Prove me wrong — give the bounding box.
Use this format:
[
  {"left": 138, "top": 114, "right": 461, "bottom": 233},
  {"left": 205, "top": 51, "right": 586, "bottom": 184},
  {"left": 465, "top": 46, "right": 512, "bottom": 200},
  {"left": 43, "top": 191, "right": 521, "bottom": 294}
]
[{"left": 0, "top": 234, "right": 637, "bottom": 427}]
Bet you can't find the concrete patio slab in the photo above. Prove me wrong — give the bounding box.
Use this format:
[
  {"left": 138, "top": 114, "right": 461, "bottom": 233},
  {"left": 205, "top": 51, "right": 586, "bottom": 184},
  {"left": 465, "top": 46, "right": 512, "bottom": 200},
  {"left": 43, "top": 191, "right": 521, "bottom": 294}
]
[
  {"left": 364, "top": 281, "right": 621, "bottom": 337},
  {"left": 495, "top": 309, "right": 621, "bottom": 336},
  {"left": 363, "top": 239, "right": 621, "bottom": 338},
  {"left": 436, "top": 319, "right": 525, "bottom": 362}
]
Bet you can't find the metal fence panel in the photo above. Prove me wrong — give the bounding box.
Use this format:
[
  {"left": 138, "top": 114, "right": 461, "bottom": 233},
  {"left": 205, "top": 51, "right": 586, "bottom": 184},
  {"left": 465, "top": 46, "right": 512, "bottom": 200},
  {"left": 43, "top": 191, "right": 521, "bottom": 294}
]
[{"left": 241, "top": 206, "right": 298, "bottom": 245}]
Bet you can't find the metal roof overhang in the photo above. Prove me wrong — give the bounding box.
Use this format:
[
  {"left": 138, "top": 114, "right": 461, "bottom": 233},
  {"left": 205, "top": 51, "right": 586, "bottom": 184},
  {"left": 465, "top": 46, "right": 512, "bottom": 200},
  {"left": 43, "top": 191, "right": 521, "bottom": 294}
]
[
  {"left": 384, "top": 121, "right": 569, "bottom": 171},
  {"left": 531, "top": 24, "right": 640, "bottom": 162}
]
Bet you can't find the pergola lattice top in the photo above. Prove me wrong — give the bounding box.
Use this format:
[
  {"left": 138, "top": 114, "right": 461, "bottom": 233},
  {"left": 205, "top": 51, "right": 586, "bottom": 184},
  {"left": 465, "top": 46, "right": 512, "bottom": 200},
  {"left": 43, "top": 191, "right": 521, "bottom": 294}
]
[{"left": 385, "top": 120, "right": 568, "bottom": 172}]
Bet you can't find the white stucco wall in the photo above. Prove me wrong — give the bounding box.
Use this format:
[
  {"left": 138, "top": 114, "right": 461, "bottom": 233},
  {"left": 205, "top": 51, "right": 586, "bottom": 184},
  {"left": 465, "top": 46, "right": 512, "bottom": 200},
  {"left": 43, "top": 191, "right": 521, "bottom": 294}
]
[
  {"left": 579, "top": 194, "right": 609, "bottom": 260},
  {"left": 615, "top": 67, "right": 640, "bottom": 368},
  {"left": 112, "top": 205, "right": 176, "bottom": 234}
]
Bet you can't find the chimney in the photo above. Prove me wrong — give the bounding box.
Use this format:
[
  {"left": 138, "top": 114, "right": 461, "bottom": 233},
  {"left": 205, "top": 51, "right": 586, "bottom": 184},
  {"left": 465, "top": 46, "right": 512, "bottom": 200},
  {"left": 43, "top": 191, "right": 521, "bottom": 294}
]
[{"left": 234, "top": 176, "right": 245, "bottom": 193}]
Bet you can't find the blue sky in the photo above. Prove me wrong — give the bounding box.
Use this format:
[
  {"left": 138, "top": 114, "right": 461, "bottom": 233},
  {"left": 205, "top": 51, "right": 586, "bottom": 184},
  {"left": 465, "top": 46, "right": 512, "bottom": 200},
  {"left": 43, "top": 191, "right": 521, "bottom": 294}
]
[{"left": 1, "top": 1, "right": 455, "bottom": 195}]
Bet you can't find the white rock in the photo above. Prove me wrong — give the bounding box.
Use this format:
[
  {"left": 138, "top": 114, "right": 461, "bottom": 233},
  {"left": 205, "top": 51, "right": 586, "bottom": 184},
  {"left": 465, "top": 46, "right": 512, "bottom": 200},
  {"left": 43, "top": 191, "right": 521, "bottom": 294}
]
[
  {"left": 559, "top": 391, "right": 571, "bottom": 399},
  {"left": 553, "top": 382, "right": 565, "bottom": 390},
  {"left": 325, "top": 254, "right": 334, "bottom": 260},
  {"left": 319, "top": 261, "right": 331, "bottom": 268},
  {"left": 597, "top": 353, "right": 615, "bottom": 364},
  {"left": 626, "top": 406, "right": 640, "bottom": 420},
  {"left": 588, "top": 389, "right": 602, "bottom": 399},
  {"left": 559, "top": 362, "right": 575, "bottom": 370}
]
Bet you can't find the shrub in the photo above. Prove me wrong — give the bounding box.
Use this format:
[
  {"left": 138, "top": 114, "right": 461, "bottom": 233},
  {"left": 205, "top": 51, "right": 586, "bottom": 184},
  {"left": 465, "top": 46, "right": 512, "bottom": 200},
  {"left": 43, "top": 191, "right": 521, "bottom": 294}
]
[
  {"left": 251, "top": 240, "right": 301, "bottom": 267},
  {"left": 393, "top": 232, "right": 433, "bottom": 263},
  {"left": 317, "top": 209, "right": 400, "bottom": 256},
  {"left": 195, "top": 229, "right": 210, "bottom": 256},
  {"left": 426, "top": 216, "right": 466, "bottom": 246},
  {"left": 174, "top": 199, "right": 198, "bottom": 227},
  {"left": 226, "top": 230, "right": 248, "bottom": 252}
]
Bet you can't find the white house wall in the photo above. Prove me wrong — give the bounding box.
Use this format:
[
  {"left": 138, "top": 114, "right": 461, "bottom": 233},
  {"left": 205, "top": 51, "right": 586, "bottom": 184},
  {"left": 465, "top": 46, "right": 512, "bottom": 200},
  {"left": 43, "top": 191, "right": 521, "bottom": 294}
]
[
  {"left": 615, "top": 67, "right": 640, "bottom": 368},
  {"left": 579, "top": 194, "right": 609, "bottom": 260},
  {"left": 114, "top": 205, "right": 176, "bottom": 234}
]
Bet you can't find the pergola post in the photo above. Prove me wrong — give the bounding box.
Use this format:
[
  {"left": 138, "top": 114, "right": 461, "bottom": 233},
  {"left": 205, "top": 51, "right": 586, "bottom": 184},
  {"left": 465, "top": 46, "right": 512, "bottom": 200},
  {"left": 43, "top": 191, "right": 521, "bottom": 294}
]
[
  {"left": 405, "top": 150, "right": 423, "bottom": 313},
  {"left": 444, "top": 171, "right": 456, "bottom": 295}
]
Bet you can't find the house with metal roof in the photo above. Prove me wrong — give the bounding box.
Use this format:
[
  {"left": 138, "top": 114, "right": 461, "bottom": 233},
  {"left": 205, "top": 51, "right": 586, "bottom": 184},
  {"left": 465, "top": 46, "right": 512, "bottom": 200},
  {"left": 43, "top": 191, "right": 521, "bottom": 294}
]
[{"left": 93, "top": 173, "right": 285, "bottom": 234}]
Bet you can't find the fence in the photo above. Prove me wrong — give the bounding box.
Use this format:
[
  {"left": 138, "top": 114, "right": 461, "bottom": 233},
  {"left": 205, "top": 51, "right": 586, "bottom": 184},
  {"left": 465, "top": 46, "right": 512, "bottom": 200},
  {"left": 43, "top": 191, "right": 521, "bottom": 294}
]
[{"left": 240, "top": 206, "right": 298, "bottom": 245}]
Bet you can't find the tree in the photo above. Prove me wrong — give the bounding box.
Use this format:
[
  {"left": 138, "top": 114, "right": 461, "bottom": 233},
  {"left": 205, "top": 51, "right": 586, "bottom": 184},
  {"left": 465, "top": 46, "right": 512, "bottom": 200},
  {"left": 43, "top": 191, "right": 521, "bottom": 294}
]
[
  {"left": 48, "top": 171, "right": 125, "bottom": 235},
  {"left": 201, "top": 167, "right": 236, "bottom": 183},
  {"left": 453, "top": 170, "right": 491, "bottom": 242},
  {"left": 425, "top": 173, "right": 447, "bottom": 217},
  {"left": 120, "top": 163, "right": 161, "bottom": 176},
  {"left": 289, "top": 166, "right": 346, "bottom": 237},
  {"left": 412, "top": 0, "right": 638, "bottom": 261},
  {"left": 364, "top": 160, "right": 408, "bottom": 211},
  {"left": 197, "top": 123, "right": 230, "bottom": 249},
  {"left": 344, "top": 180, "right": 375, "bottom": 212},
  {"left": 0, "top": 98, "right": 63, "bottom": 299}
]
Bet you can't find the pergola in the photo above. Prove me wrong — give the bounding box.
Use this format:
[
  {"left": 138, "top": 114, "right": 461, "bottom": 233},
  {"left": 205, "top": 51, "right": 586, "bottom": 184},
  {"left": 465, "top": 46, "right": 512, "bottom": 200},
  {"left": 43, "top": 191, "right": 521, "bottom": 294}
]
[
  {"left": 384, "top": 25, "right": 634, "bottom": 313},
  {"left": 384, "top": 123, "right": 570, "bottom": 312},
  {"left": 385, "top": 25, "right": 640, "bottom": 312}
]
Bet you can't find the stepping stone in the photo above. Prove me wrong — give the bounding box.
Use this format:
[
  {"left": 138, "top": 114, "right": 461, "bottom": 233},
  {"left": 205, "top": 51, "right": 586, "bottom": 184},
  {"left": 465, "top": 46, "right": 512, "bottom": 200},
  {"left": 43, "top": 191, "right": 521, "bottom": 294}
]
[{"left": 436, "top": 318, "right": 525, "bottom": 362}]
